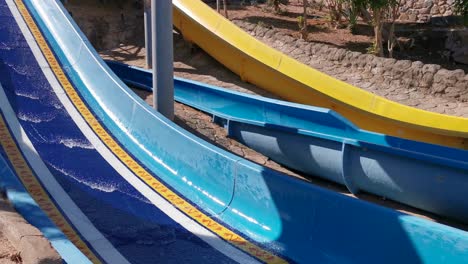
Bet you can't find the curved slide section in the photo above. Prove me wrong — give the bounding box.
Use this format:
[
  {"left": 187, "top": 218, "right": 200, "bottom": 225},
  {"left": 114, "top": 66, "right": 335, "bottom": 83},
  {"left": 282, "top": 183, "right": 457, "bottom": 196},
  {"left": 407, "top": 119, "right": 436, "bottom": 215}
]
[
  {"left": 1, "top": 0, "right": 468, "bottom": 263},
  {"left": 173, "top": 0, "right": 468, "bottom": 150},
  {"left": 108, "top": 61, "right": 468, "bottom": 224}
]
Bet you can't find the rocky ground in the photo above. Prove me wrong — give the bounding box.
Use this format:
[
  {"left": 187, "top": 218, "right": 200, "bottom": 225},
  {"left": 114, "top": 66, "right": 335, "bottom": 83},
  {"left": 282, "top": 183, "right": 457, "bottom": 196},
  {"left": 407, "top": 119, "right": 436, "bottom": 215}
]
[
  {"left": 0, "top": 195, "right": 60, "bottom": 263},
  {"left": 223, "top": 1, "right": 468, "bottom": 71},
  {"left": 231, "top": 18, "right": 468, "bottom": 117}
]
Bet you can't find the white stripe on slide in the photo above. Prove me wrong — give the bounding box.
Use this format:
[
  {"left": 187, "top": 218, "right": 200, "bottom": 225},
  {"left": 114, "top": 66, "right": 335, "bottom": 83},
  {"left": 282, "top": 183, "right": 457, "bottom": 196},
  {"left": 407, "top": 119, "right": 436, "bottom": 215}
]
[
  {"left": 0, "top": 87, "right": 114, "bottom": 262},
  {"left": 4, "top": 0, "right": 129, "bottom": 263},
  {"left": 7, "top": 0, "right": 259, "bottom": 263}
]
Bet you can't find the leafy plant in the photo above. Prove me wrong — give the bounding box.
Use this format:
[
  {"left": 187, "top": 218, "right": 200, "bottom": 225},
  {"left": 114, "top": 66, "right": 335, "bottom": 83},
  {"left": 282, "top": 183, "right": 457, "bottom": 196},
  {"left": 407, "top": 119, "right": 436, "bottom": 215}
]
[
  {"left": 341, "top": 1, "right": 359, "bottom": 33},
  {"left": 299, "top": 0, "right": 309, "bottom": 39},
  {"left": 267, "top": 0, "right": 289, "bottom": 13},
  {"left": 366, "top": 43, "right": 377, "bottom": 54},
  {"left": 257, "top": 21, "right": 267, "bottom": 28},
  {"left": 216, "top": 0, "right": 229, "bottom": 18},
  {"left": 455, "top": 0, "right": 468, "bottom": 15},
  {"left": 324, "top": 0, "right": 345, "bottom": 28},
  {"left": 297, "top": 15, "right": 305, "bottom": 29},
  {"left": 343, "top": 0, "right": 402, "bottom": 57},
  {"left": 454, "top": 0, "right": 468, "bottom": 25}
]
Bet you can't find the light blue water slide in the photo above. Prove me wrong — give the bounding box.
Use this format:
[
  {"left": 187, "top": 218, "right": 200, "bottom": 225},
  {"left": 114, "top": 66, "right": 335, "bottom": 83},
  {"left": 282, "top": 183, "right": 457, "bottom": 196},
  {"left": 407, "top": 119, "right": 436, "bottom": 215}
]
[
  {"left": 0, "top": 0, "right": 467, "bottom": 263},
  {"left": 108, "top": 60, "right": 468, "bottom": 224}
]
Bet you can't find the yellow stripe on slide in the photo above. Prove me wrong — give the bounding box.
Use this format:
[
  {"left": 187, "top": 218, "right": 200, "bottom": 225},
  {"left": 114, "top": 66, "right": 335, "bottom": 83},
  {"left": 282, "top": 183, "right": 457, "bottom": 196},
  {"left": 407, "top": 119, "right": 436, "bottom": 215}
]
[
  {"left": 14, "top": 0, "right": 287, "bottom": 263},
  {"left": 173, "top": 0, "right": 468, "bottom": 150},
  {"left": 0, "top": 115, "right": 102, "bottom": 263}
]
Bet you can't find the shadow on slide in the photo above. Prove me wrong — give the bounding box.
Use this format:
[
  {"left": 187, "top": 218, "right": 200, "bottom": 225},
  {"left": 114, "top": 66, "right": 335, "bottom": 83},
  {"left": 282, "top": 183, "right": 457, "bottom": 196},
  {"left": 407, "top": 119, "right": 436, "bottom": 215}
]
[{"left": 0, "top": 0, "right": 467, "bottom": 263}]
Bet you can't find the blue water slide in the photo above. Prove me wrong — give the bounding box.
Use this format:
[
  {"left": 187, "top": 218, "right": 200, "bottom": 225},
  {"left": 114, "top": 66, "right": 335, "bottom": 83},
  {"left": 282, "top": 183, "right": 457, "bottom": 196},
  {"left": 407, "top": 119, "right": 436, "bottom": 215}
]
[
  {"left": 0, "top": 0, "right": 468, "bottom": 263},
  {"left": 107, "top": 60, "right": 468, "bottom": 224}
]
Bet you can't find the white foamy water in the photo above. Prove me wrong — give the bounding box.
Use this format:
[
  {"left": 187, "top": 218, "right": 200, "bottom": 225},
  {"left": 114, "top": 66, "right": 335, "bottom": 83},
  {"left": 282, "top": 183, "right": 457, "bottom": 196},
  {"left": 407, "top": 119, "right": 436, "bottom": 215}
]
[
  {"left": 58, "top": 138, "right": 94, "bottom": 150},
  {"left": 50, "top": 101, "right": 63, "bottom": 110},
  {"left": 48, "top": 162, "right": 118, "bottom": 193},
  {"left": 0, "top": 43, "right": 12, "bottom": 50},
  {"left": 9, "top": 64, "right": 30, "bottom": 75},
  {"left": 15, "top": 89, "right": 63, "bottom": 110},
  {"left": 17, "top": 111, "right": 57, "bottom": 123},
  {"left": 40, "top": 93, "right": 64, "bottom": 110},
  {"left": 46, "top": 162, "right": 151, "bottom": 204},
  {"left": 15, "top": 90, "right": 40, "bottom": 100},
  {"left": 120, "top": 191, "right": 152, "bottom": 205}
]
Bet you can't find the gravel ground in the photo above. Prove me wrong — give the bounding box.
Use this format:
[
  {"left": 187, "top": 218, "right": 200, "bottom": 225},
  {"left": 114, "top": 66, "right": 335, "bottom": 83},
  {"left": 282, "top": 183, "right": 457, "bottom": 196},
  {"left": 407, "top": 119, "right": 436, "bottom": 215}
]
[{"left": 0, "top": 197, "right": 30, "bottom": 264}]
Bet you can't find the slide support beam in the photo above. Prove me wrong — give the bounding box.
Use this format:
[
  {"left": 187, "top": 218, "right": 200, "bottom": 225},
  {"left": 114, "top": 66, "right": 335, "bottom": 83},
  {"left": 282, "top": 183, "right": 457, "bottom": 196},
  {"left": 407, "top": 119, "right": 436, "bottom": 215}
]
[
  {"left": 151, "top": 0, "right": 174, "bottom": 120},
  {"left": 144, "top": 0, "right": 152, "bottom": 69}
]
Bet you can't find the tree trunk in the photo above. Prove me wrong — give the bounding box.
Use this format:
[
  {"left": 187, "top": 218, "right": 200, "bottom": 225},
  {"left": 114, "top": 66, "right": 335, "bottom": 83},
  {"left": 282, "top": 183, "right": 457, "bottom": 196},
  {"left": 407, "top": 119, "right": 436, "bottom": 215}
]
[
  {"left": 359, "top": 7, "right": 372, "bottom": 24},
  {"left": 373, "top": 9, "right": 384, "bottom": 57},
  {"left": 300, "top": 0, "right": 308, "bottom": 39},
  {"left": 388, "top": 22, "right": 395, "bottom": 58},
  {"left": 388, "top": 1, "right": 402, "bottom": 58},
  {"left": 223, "top": 0, "right": 228, "bottom": 18}
]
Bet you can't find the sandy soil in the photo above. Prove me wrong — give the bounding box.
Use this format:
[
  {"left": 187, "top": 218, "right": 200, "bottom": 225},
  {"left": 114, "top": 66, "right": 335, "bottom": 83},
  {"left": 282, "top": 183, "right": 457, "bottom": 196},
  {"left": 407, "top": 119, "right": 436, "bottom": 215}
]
[
  {"left": 0, "top": 199, "right": 22, "bottom": 264},
  {"left": 219, "top": 1, "right": 468, "bottom": 72},
  {"left": 0, "top": 234, "right": 21, "bottom": 264},
  {"left": 227, "top": 1, "right": 373, "bottom": 49}
]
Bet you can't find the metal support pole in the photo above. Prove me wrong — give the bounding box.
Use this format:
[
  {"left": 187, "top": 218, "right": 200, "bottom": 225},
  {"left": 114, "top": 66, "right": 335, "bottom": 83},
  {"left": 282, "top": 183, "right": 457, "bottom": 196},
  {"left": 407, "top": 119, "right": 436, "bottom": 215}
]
[
  {"left": 144, "top": 0, "right": 152, "bottom": 69},
  {"left": 151, "top": 0, "right": 174, "bottom": 120}
]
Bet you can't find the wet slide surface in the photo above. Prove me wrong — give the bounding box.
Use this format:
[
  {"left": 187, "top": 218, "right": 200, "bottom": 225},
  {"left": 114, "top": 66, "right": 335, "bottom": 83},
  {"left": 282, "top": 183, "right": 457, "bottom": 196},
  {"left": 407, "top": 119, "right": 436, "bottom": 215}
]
[
  {"left": 1, "top": 0, "right": 468, "bottom": 263},
  {"left": 0, "top": 1, "right": 270, "bottom": 263}
]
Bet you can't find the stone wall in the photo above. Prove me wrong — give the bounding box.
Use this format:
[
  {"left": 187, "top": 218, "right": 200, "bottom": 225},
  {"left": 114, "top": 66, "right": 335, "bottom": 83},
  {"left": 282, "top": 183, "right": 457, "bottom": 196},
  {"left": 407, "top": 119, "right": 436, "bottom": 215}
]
[
  {"left": 232, "top": 19, "right": 468, "bottom": 116},
  {"left": 311, "top": 0, "right": 456, "bottom": 23},
  {"left": 64, "top": 0, "right": 143, "bottom": 50},
  {"left": 399, "top": 0, "right": 456, "bottom": 23}
]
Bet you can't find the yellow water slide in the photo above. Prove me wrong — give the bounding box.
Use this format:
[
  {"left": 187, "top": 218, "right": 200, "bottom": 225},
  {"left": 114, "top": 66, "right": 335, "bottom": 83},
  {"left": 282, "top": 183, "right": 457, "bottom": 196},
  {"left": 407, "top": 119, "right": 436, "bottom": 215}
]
[{"left": 172, "top": 0, "right": 468, "bottom": 149}]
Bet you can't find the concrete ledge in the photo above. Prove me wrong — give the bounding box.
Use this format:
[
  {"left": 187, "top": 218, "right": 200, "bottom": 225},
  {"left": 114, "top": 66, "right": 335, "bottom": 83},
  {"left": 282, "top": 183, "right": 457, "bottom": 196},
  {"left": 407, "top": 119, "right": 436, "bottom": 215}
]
[{"left": 0, "top": 199, "right": 61, "bottom": 264}]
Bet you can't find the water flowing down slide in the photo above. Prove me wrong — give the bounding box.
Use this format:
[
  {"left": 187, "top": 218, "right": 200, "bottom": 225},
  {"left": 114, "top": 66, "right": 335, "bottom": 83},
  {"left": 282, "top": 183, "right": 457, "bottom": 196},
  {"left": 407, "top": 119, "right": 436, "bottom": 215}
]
[
  {"left": 108, "top": 61, "right": 468, "bottom": 224},
  {"left": 1, "top": 0, "right": 468, "bottom": 263},
  {"left": 172, "top": 0, "right": 468, "bottom": 150}
]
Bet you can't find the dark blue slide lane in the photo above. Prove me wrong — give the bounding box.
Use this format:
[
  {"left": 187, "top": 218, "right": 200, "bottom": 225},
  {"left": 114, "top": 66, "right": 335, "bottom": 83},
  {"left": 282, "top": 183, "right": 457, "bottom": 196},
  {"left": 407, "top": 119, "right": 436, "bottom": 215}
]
[{"left": 0, "top": 2, "right": 235, "bottom": 263}]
